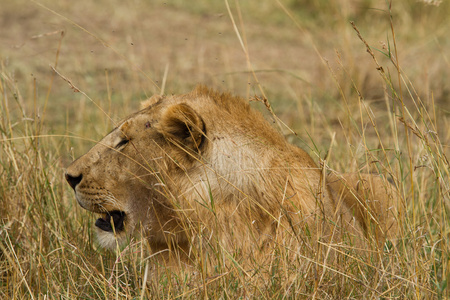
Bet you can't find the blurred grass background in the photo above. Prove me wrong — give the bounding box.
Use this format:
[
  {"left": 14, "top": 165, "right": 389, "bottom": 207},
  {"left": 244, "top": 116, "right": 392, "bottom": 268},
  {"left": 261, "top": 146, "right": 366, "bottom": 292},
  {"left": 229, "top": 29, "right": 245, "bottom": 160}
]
[{"left": 1, "top": 0, "right": 449, "bottom": 298}]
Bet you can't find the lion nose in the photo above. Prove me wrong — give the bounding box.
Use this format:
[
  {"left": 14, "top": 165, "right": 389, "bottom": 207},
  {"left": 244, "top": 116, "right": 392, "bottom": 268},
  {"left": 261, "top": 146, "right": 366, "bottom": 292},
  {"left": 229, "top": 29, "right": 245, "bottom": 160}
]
[{"left": 65, "top": 172, "right": 83, "bottom": 190}]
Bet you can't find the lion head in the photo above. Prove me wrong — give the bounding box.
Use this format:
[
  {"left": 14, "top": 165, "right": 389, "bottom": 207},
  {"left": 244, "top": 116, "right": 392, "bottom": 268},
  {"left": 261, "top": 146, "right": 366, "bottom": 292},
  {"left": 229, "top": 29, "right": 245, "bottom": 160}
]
[{"left": 65, "top": 89, "right": 211, "bottom": 248}]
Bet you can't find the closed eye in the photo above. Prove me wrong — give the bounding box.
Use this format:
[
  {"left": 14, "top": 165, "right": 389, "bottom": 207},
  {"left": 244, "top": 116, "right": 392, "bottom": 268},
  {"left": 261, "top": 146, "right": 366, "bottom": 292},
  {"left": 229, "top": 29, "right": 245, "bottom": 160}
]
[{"left": 115, "top": 139, "right": 129, "bottom": 150}]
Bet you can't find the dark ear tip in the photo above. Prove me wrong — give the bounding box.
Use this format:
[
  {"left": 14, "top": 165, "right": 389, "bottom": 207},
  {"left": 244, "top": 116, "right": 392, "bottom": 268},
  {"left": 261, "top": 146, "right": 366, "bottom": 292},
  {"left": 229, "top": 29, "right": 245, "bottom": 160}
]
[{"left": 161, "top": 103, "right": 205, "bottom": 151}]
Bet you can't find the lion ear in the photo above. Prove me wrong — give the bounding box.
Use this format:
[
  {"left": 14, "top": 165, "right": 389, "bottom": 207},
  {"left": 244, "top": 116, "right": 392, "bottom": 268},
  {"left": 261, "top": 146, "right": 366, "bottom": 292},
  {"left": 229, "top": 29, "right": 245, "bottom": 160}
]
[{"left": 160, "top": 103, "right": 205, "bottom": 151}]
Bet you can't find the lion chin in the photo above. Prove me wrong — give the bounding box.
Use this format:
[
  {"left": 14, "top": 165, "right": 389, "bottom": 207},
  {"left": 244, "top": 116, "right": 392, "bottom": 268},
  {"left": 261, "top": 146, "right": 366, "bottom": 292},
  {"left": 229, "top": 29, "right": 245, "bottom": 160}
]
[
  {"left": 95, "top": 227, "right": 128, "bottom": 249},
  {"left": 65, "top": 85, "right": 400, "bottom": 264}
]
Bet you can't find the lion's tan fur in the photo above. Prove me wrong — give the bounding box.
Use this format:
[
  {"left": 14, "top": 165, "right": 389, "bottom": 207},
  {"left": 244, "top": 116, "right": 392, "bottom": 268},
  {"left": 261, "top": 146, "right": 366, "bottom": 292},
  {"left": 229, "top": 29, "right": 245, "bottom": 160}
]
[{"left": 66, "top": 86, "right": 399, "bottom": 264}]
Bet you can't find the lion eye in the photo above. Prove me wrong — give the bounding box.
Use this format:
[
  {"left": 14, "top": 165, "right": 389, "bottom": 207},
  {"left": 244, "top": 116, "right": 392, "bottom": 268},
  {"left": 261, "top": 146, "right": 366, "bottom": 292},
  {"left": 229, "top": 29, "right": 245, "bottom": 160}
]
[{"left": 115, "top": 139, "right": 129, "bottom": 150}]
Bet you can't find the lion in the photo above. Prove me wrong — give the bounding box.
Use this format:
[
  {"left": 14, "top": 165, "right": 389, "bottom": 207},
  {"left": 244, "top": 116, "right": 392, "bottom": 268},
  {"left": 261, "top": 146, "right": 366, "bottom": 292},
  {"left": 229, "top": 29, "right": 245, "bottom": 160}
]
[{"left": 65, "top": 85, "right": 399, "bottom": 267}]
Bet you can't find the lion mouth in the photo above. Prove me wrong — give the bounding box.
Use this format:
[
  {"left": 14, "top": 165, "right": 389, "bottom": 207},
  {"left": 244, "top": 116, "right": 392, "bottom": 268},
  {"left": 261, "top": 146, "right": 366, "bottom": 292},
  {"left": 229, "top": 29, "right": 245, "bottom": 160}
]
[{"left": 95, "top": 211, "right": 126, "bottom": 233}]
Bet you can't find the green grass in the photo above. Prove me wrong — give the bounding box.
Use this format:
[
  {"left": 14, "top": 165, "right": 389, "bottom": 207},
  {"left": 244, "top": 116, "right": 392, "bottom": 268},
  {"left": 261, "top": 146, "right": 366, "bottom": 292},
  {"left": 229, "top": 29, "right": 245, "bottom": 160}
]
[{"left": 1, "top": 0, "right": 449, "bottom": 298}]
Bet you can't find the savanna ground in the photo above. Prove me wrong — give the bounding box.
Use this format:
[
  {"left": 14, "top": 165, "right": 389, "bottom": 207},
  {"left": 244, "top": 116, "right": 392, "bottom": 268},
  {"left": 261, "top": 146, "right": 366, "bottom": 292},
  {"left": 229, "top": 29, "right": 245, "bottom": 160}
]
[{"left": 1, "top": 0, "right": 449, "bottom": 298}]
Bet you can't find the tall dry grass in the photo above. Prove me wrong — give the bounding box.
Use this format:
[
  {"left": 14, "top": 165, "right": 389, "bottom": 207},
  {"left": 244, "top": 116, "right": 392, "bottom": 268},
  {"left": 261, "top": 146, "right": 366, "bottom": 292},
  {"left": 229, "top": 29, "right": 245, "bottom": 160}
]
[{"left": 1, "top": 0, "right": 449, "bottom": 298}]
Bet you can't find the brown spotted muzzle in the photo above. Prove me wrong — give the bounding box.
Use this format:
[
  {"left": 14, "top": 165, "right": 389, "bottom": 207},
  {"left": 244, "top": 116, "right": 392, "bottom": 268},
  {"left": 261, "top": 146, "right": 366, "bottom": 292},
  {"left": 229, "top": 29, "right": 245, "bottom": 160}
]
[{"left": 65, "top": 171, "right": 126, "bottom": 233}]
